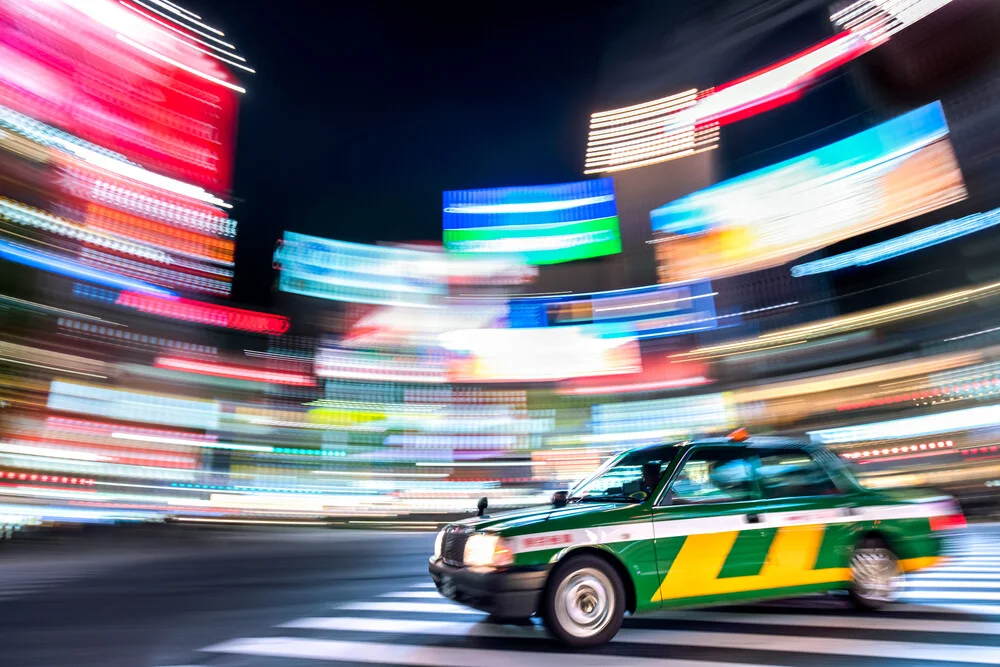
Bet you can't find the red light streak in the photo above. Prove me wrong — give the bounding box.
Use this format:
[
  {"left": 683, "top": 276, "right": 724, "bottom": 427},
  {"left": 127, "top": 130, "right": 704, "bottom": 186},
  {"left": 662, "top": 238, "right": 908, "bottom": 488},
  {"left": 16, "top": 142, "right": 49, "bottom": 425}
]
[
  {"left": 116, "top": 292, "right": 290, "bottom": 334},
  {"left": 1, "top": 469, "right": 95, "bottom": 486},
  {"left": 154, "top": 356, "right": 316, "bottom": 386},
  {"left": 843, "top": 440, "right": 955, "bottom": 462}
]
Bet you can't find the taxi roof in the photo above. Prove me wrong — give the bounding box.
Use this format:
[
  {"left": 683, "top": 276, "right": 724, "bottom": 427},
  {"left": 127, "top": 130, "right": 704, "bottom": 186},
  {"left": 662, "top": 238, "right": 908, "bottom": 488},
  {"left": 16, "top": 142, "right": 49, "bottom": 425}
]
[{"left": 633, "top": 435, "right": 814, "bottom": 453}]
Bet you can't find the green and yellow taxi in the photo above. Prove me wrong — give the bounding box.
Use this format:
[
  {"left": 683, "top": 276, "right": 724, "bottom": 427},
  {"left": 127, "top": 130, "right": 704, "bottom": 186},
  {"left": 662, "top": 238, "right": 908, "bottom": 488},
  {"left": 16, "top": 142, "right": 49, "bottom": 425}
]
[{"left": 428, "top": 431, "right": 966, "bottom": 647}]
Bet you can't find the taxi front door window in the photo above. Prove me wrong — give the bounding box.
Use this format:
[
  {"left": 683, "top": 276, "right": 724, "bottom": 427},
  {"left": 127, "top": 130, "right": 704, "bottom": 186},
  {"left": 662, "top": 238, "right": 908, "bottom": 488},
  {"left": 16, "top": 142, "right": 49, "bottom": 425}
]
[{"left": 668, "top": 450, "right": 753, "bottom": 504}]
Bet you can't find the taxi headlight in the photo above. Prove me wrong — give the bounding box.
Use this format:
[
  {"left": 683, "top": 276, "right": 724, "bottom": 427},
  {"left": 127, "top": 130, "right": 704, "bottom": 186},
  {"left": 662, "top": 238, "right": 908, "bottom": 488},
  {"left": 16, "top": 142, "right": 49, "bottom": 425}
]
[
  {"left": 463, "top": 533, "right": 513, "bottom": 568},
  {"left": 433, "top": 529, "right": 445, "bottom": 560}
]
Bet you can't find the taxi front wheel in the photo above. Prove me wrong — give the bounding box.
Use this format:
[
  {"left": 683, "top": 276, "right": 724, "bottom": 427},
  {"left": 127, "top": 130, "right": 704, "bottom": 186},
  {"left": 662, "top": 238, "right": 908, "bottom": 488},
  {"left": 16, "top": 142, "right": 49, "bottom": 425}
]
[
  {"left": 849, "top": 536, "right": 902, "bottom": 611},
  {"left": 542, "top": 554, "right": 625, "bottom": 648}
]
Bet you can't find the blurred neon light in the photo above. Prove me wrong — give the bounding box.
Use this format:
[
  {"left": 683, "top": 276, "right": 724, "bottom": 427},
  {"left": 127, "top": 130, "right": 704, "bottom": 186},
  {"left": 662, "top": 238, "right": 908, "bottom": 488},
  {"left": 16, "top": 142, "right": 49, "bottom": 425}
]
[
  {"left": 48, "top": 381, "right": 221, "bottom": 430},
  {"left": 0, "top": 238, "right": 178, "bottom": 298},
  {"left": 149, "top": 0, "right": 203, "bottom": 21},
  {"left": 584, "top": 33, "right": 870, "bottom": 174},
  {"left": 444, "top": 194, "right": 615, "bottom": 215},
  {"left": 675, "top": 279, "right": 1000, "bottom": 361},
  {"left": 116, "top": 292, "right": 290, "bottom": 334},
  {"left": 110, "top": 432, "right": 273, "bottom": 453},
  {"left": 698, "top": 33, "right": 869, "bottom": 127},
  {"left": 277, "top": 232, "right": 531, "bottom": 307},
  {"left": 843, "top": 440, "right": 954, "bottom": 460},
  {"left": 116, "top": 0, "right": 248, "bottom": 62},
  {"left": 116, "top": 34, "right": 246, "bottom": 94},
  {"left": 0, "top": 470, "right": 95, "bottom": 486},
  {"left": 133, "top": 0, "right": 227, "bottom": 38},
  {"left": 80, "top": 174, "right": 236, "bottom": 238},
  {"left": 315, "top": 347, "right": 448, "bottom": 384},
  {"left": 808, "top": 405, "right": 1000, "bottom": 444},
  {"left": 154, "top": 356, "right": 316, "bottom": 386},
  {"left": 0, "top": 442, "right": 109, "bottom": 462},
  {"left": 586, "top": 0, "right": 958, "bottom": 175},
  {"left": 792, "top": 207, "right": 1000, "bottom": 276},
  {"left": 130, "top": 0, "right": 232, "bottom": 45},
  {"left": 440, "top": 325, "right": 641, "bottom": 383},
  {"left": 0, "top": 105, "right": 231, "bottom": 208},
  {"left": 0, "top": 197, "right": 172, "bottom": 263},
  {"left": 509, "top": 281, "right": 718, "bottom": 339},
  {"left": 832, "top": 0, "right": 956, "bottom": 43},
  {"left": 79, "top": 248, "right": 231, "bottom": 296},
  {"left": 652, "top": 102, "right": 966, "bottom": 283},
  {"left": 559, "top": 375, "right": 710, "bottom": 396},
  {"left": 443, "top": 179, "right": 621, "bottom": 265}
]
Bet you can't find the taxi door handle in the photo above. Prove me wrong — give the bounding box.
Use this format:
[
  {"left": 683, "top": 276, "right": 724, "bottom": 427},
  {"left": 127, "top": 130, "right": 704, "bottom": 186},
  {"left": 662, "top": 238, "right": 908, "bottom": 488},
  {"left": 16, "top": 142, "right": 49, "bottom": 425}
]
[{"left": 745, "top": 513, "right": 761, "bottom": 524}]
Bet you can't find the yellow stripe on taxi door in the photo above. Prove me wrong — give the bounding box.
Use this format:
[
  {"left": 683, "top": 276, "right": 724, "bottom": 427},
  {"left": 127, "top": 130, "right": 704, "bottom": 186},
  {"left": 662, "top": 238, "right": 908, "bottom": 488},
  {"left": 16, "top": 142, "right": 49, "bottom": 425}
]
[{"left": 652, "top": 524, "right": 850, "bottom": 602}]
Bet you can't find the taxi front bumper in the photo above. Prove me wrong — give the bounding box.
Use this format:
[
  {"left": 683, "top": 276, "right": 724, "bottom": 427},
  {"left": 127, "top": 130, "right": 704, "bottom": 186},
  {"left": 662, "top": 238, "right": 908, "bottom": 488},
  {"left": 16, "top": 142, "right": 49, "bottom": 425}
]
[{"left": 428, "top": 557, "right": 547, "bottom": 618}]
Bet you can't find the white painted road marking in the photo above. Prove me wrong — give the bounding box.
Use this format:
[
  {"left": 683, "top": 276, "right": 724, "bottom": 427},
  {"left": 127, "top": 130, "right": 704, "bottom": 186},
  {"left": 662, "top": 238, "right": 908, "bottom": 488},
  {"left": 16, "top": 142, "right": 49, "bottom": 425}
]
[{"left": 203, "top": 636, "right": 790, "bottom": 667}]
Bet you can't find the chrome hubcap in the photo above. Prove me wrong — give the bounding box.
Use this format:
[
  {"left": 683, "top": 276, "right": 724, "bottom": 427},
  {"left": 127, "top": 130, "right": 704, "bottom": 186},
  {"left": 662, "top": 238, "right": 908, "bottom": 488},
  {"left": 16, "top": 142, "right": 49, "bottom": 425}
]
[
  {"left": 851, "top": 547, "right": 901, "bottom": 603},
  {"left": 554, "top": 567, "right": 614, "bottom": 638}
]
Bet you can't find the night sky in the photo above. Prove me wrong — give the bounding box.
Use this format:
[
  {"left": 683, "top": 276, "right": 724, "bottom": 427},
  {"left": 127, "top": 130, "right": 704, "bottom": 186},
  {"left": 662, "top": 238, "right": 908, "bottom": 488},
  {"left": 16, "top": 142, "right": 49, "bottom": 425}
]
[{"left": 185, "top": 1, "right": 619, "bottom": 307}]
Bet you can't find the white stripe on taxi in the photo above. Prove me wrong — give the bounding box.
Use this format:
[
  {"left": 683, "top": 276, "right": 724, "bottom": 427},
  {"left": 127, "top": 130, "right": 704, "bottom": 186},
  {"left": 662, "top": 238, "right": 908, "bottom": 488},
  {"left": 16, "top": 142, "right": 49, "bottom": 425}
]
[{"left": 510, "top": 500, "right": 957, "bottom": 555}]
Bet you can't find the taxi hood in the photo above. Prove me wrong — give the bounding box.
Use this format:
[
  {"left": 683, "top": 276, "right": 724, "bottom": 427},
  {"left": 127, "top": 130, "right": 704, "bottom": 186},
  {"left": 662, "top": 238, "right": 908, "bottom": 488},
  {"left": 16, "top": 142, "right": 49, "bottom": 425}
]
[{"left": 453, "top": 500, "right": 630, "bottom": 534}]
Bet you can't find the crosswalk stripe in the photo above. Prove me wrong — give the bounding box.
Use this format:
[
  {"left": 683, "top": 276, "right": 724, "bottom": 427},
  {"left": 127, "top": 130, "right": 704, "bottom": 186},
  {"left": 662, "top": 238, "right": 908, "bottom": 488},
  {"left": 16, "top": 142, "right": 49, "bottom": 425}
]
[
  {"left": 411, "top": 582, "right": 438, "bottom": 589},
  {"left": 646, "top": 610, "right": 1000, "bottom": 634},
  {"left": 910, "top": 573, "right": 1000, "bottom": 580},
  {"left": 894, "top": 603, "right": 1000, "bottom": 616},
  {"left": 906, "top": 581, "right": 1000, "bottom": 589},
  {"left": 941, "top": 560, "right": 1000, "bottom": 566},
  {"left": 379, "top": 590, "right": 446, "bottom": 599},
  {"left": 900, "top": 591, "right": 1000, "bottom": 601},
  {"left": 251, "top": 619, "right": 1000, "bottom": 665},
  {"left": 339, "top": 601, "right": 485, "bottom": 614},
  {"left": 202, "top": 636, "right": 788, "bottom": 667},
  {"left": 282, "top": 616, "right": 540, "bottom": 637},
  {"left": 612, "top": 628, "right": 1000, "bottom": 663},
  {"left": 284, "top": 611, "right": 1000, "bottom": 638}
]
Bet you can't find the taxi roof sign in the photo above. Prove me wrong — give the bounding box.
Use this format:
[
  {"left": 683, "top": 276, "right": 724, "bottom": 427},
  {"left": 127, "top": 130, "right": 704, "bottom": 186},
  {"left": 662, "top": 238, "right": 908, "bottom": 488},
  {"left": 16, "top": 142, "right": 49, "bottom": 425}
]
[{"left": 727, "top": 428, "right": 750, "bottom": 442}]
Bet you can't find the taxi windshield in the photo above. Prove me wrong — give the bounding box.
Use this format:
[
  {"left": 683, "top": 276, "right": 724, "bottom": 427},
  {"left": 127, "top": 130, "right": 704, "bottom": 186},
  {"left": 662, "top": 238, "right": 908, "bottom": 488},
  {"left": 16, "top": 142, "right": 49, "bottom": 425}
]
[{"left": 570, "top": 445, "right": 678, "bottom": 504}]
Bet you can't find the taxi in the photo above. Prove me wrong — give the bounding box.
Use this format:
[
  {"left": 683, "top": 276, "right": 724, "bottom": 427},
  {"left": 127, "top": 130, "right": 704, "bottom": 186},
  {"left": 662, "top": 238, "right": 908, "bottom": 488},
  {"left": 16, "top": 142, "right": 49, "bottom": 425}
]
[{"left": 428, "top": 431, "right": 965, "bottom": 647}]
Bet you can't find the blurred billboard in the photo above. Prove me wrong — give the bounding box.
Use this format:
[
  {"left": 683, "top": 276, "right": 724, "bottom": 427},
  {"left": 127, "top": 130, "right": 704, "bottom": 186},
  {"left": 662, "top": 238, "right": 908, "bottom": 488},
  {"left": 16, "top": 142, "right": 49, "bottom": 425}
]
[
  {"left": 508, "top": 281, "right": 717, "bottom": 340},
  {"left": 652, "top": 101, "right": 967, "bottom": 283},
  {"left": 443, "top": 178, "right": 622, "bottom": 265}
]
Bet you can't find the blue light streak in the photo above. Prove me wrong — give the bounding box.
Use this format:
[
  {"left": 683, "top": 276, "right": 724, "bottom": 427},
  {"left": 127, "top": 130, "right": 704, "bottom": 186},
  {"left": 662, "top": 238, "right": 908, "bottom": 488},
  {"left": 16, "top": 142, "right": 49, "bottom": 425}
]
[
  {"left": 791, "top": 206, "right": 1000, "bottom": 277},
  {"left": 0, "top": 238, "right": 178, "bottom": 298}
]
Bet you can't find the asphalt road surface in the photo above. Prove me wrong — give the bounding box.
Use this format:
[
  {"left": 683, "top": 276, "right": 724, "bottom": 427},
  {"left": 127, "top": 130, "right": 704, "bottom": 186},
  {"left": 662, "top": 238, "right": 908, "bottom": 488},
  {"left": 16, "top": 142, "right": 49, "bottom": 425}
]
[{"left": 1, "top": 525, "right": 998, "bottom": 667}]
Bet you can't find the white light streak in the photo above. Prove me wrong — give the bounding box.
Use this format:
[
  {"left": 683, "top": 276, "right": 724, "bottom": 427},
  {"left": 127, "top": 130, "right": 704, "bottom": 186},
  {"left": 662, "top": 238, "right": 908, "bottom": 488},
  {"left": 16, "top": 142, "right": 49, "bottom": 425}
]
[
  {"left": 110, "top": 432, "right": 273, "bottom": 453},
  {"left": 311, "top": 470, "right": 450, "bottom": 478},
  {"left": 131, "top": 0, "right": 234, "bottom": 46},
  {"left": 117, "top": 34, "right": 246, "bottom": 94},
  {"left": 444, "top": 194, "right": 615, "bottom": 215},
  {"left": 809, "top": 404, "right": 1000, "bottom": 444},
  {"left": 414, "top": 461, "right": 538, "bottom": 468},
  {"left": 117, "top": 1, "right": 248, "bottom": 62},
  {"left": 0, "top": 356, "right": 107, "bottom": 379},
  {"left": 157, "top": 0, "right": 202, "bottom": 20}
]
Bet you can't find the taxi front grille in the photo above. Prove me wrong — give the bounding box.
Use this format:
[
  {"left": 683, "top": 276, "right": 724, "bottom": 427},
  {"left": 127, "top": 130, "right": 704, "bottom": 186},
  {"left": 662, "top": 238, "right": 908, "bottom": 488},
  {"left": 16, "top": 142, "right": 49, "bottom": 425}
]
[{"left": 442, "top": 529, "right": 469, "bottom": 566}]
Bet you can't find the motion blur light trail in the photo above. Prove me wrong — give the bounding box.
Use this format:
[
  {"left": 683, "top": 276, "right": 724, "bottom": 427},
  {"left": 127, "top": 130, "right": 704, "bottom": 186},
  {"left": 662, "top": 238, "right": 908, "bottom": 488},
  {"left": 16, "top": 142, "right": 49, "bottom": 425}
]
[
  {"left": 583, "top": 0, "right": 957, "bottom": 173},
  {"left": 792, "top": 206, "right": 1000, "bottom": 276},
  {"left": 1, "top": 0, "right": 1000, "bottom": 532}
]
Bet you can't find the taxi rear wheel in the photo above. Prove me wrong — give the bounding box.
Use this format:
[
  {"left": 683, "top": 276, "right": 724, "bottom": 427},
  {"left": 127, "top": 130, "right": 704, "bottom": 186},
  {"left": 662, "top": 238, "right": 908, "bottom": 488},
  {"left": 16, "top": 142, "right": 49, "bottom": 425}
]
[
  {"left": 849, "top": 536, "right": 902, "bottom": 610},
  {"left": 542, "top": 554, "right": 625, "bottom": 648}
]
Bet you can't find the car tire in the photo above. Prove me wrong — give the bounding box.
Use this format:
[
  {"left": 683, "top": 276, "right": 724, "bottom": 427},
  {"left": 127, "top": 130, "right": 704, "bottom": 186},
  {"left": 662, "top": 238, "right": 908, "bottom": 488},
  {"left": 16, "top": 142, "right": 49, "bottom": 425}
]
[
  {"left": 848, "top": 536, "right": 902, "bottom": 611},
  {"left": 542, "top": 554, "right": 625, "bottom": 648}
]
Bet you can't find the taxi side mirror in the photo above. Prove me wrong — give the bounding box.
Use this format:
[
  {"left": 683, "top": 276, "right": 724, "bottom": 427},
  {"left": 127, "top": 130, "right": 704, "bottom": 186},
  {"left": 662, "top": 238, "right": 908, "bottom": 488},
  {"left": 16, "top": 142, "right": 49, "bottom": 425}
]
[
  {"left": 477, "top": 496, "right": 488, "bottom": 517},
  {"left": 552, "top": 490, "right": 568, "bottom": 508}
]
